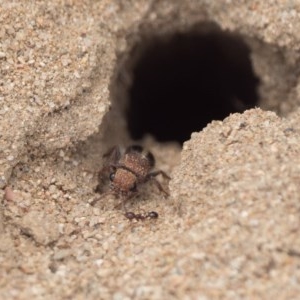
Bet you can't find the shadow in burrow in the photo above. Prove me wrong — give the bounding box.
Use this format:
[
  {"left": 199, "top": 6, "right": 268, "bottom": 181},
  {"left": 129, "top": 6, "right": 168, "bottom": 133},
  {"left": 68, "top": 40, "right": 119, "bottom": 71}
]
[{"left": 119, "top": 22, "right": 260, "bottom": 145}]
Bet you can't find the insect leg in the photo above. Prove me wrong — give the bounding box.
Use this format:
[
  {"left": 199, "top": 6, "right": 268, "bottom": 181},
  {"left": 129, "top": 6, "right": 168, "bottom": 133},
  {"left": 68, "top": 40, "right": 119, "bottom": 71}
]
[
  {"left": 103, "top": 146, "right": 121, "bottom": 164},
  {"left": 114, "top": 191, "right": 138, "bottom": 210},
  {"left": 90, "top": 191, "right": 112, "bottom": 206},
  {"left": 147, "top": 170, "right": 171, "bottom": 180},
  {"left": 145, "top": 170, "right": 170, "bottom": 196},
  {"left": 149, "top": 178, "right": 169, "bottom": 196}
]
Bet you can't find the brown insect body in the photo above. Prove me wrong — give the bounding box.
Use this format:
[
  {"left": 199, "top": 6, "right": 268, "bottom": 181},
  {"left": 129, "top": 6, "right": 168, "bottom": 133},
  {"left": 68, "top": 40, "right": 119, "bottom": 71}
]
[
  {"left": 92, "top": 145, "right": 169, "bottom": 213},
  {"left": 110, "top": 146, "right": 154, "bottom": 197}
]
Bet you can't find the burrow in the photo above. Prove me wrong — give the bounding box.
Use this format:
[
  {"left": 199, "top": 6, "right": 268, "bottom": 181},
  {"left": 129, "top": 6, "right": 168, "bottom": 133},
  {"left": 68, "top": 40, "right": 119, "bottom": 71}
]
[{"left": 100, "top": 21, "right": 298, "bottom": 147}]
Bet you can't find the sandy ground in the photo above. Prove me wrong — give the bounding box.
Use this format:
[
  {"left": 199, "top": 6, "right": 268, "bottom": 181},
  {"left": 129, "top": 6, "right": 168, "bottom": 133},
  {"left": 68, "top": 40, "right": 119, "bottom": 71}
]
[{"left": 2, "top": 1, "right": 300, "bottom": 299}]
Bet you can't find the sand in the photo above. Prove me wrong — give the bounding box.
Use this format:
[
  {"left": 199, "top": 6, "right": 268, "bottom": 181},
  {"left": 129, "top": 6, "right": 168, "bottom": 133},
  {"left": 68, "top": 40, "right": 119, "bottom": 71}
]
[{"left": 1, "top": 1, "right": 300, "bottom": 299}]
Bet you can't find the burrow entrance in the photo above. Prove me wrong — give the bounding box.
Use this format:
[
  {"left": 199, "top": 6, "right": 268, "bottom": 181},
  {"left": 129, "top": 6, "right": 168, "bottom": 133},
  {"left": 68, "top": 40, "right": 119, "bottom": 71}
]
[{"left": 120, "top": 23, "right": 260, "bottom": 144}]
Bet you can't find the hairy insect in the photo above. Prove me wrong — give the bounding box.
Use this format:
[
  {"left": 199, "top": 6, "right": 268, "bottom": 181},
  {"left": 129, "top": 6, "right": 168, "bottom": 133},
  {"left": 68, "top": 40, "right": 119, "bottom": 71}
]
[
  {"left": 91, "top": 145, "right": 170, "bottom": 212},
  {"left": 124, "top": 211, "right": 159, "bottom": 221}
]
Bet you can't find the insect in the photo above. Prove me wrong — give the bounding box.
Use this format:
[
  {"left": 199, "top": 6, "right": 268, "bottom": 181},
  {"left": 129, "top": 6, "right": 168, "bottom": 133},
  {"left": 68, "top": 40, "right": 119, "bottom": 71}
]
[
  {"left": 124, "top": 211, "right": 159, "bottom": 221},
  {"left": 91, "top": 145, "right": 170, "bottom": 212}
]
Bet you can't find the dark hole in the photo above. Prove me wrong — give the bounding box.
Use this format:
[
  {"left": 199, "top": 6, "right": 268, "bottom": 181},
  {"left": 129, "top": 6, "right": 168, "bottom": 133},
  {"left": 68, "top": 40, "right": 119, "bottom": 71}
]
[{"left": 126, "top": 23, "right": 260, "bottom": 144}]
